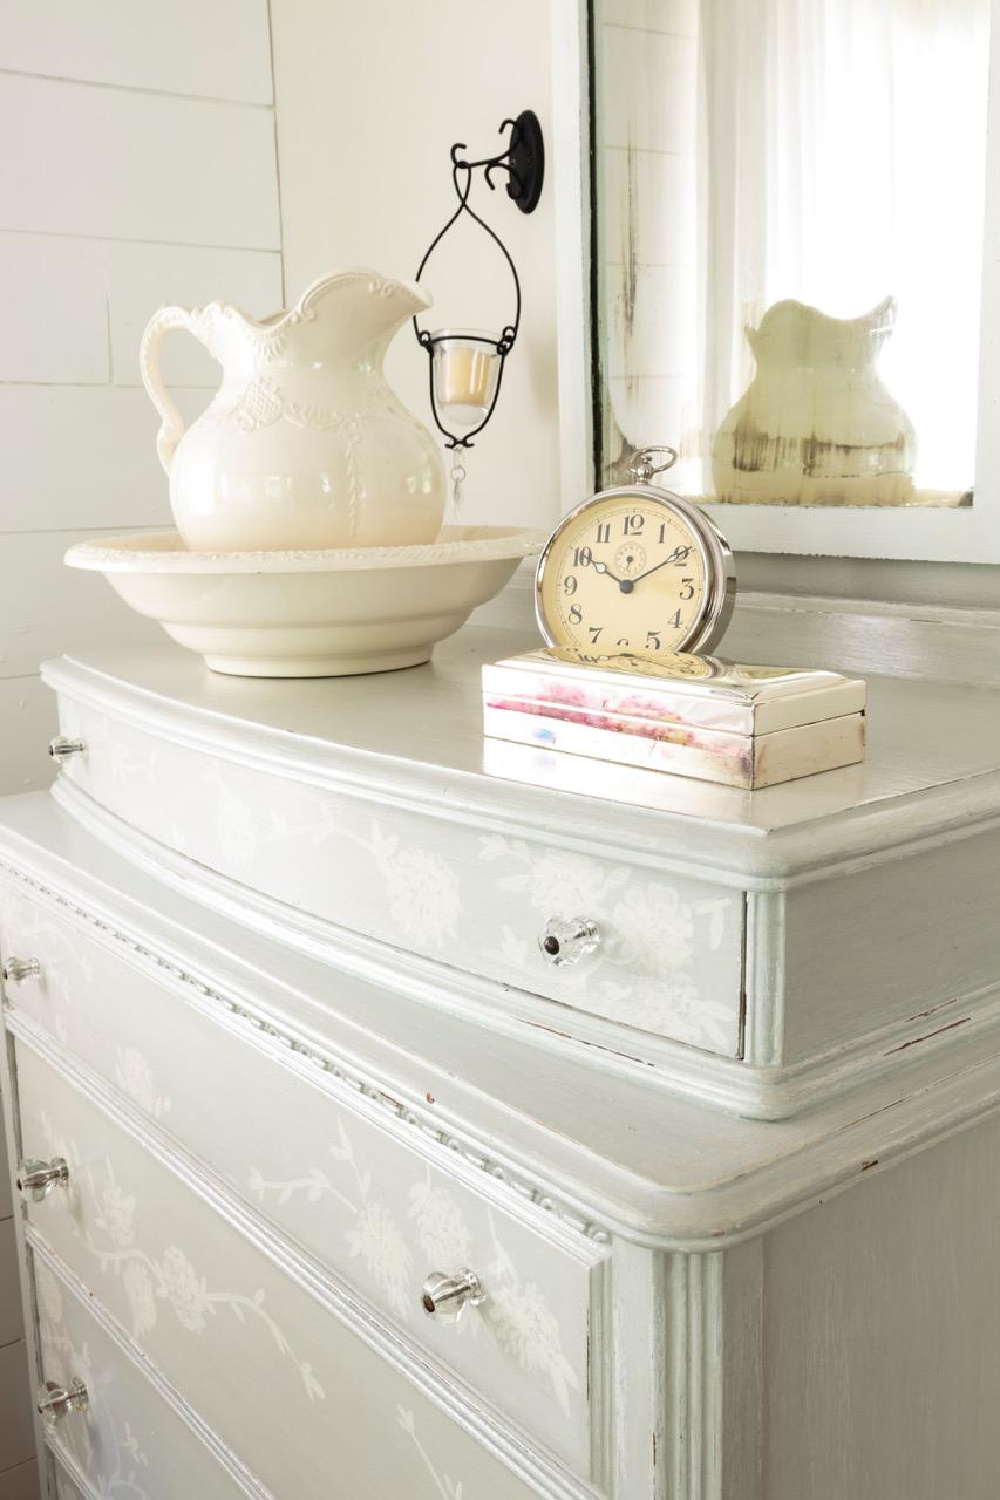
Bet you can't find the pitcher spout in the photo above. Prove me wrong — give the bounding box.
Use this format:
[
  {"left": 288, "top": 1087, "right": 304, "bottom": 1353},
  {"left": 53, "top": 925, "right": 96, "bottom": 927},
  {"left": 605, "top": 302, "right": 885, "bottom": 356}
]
[{"left": 291, "top": 269, "right": 433, "bottom": 357}]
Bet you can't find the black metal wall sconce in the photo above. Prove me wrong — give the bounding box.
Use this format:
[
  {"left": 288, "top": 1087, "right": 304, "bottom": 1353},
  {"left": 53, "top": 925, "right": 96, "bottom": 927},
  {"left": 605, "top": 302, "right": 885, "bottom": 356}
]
[{"left": 413, "top": 109, "right": 544, "bottom": 507}]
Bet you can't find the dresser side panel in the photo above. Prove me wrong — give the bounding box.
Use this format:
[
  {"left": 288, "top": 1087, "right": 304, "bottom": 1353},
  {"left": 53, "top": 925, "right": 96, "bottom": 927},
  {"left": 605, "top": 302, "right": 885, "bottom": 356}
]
[
  {"left": 780, "top": 824, "right": 1000, "bottom": 1063},
  {"left": 762, "top": 1116, "right": 1000, "bottom": 1499}
]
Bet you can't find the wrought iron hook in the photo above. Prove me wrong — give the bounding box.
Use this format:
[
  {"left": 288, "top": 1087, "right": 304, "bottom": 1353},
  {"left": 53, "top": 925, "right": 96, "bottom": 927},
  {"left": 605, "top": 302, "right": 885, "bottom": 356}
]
[{"left": 413, "top": 110, "right": 543, "bottom": 452}]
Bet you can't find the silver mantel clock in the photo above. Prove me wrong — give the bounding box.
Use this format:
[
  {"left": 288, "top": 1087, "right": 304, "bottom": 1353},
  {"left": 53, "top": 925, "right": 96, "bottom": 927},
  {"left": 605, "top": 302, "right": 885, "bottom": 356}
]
[{"left": 535, "top": 448, "right": 735, "bottom": 659}]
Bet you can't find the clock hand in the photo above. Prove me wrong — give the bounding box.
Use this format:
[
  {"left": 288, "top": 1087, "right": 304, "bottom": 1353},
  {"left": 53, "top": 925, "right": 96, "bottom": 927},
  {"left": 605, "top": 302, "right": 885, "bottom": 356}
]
[
  {"left": 629, "top": 546, "right": 692, "bottom": 585},
  {"left": 592, "top": 559, "right": 635, "bottom": 594}
]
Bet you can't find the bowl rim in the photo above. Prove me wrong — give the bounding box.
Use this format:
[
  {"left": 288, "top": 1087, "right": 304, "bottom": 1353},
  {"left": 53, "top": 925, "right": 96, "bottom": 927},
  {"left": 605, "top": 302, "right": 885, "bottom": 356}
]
[{"left": 65, "top": 525, "right": 545, "bottom": 575}]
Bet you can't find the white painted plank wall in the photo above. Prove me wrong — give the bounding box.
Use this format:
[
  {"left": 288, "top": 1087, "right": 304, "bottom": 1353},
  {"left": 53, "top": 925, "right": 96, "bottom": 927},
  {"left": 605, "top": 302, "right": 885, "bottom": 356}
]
[
  {"left": 0, "top": 1, "right": 284, "bottom": 799},
  {"left": 0, "top": 7, "right": 283, "bottom": 1491}
]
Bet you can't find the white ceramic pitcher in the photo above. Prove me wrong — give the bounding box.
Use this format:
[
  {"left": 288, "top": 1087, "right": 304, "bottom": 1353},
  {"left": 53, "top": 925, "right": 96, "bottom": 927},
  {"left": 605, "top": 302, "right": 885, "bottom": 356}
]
[{"left": 140, "top": 270, "right": 445, "bottom": 551}]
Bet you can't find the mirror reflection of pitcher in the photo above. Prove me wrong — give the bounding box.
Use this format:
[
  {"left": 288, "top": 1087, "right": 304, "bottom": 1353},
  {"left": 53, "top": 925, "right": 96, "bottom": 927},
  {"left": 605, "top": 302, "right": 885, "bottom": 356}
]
[{"left": 712, "top": 295, "right": 917, "bottom": 506}]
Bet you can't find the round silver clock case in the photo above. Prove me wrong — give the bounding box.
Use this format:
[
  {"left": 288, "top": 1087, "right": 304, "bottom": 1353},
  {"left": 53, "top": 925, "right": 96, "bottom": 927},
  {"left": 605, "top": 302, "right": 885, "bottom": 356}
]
[{"left": 534, "top": 482, "right": 737, "bottom": 655}]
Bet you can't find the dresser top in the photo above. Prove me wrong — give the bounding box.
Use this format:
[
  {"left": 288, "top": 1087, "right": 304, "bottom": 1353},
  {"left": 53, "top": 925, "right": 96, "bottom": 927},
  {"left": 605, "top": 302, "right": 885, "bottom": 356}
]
[{"left": 44, "top": 626, "right": 1000, "bottom": 882}]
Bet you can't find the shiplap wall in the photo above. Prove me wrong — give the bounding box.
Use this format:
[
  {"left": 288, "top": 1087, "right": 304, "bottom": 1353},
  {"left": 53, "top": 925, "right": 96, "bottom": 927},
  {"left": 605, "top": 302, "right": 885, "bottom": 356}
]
[
  {"left": 0, "top": 1, "right": 284, "bottom": 798},
  {"left": 0, "top": 6, "right": 282, "bottom": 1490}
]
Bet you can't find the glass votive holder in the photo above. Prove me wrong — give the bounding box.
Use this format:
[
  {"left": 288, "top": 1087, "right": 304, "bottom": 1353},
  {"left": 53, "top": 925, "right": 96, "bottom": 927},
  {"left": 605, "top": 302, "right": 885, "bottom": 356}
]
[{"left": 430, "top": 330, "right": 503, "bottom": 430}]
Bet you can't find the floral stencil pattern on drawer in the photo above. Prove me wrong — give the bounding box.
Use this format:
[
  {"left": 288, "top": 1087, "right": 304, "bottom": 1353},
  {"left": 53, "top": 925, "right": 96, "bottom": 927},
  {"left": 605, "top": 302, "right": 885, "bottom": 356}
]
[
  {"left": 19, "top": 1049, "right": 559, "bottom": 1497},
  {"left": 5, "top": 892, "right": 603, "bottom": 1475},
  {"left": 114, "top": 1045, "right": 171, "bottom": 1120},
  {"left": 480, "top": 835, "right": 739, "bottom": 1049},
  {"left": 35, "top": 1257, "right": 251, "bottom": 1500},
  {"left": 38, "top": 1111, "right": 324, "bottom": 1402},
  {"left": 37, "top": 1264, "right": 152, "bottom": 1500},
  {"left": 249, "top": 1129, "right": 581, "bottom": 1415},
  {"left": 55, "top": 700, "right": 744, "bottom": 1054},
  {"left": 398, "top": 1406, "right": 467, "bottom": 1500}
]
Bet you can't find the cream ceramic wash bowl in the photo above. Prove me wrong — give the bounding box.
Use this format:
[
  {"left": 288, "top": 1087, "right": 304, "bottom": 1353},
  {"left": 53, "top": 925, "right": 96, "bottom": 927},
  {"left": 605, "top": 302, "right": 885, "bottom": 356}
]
[{"left": 66, "top": 527, "right": 541, "bottom": 677}]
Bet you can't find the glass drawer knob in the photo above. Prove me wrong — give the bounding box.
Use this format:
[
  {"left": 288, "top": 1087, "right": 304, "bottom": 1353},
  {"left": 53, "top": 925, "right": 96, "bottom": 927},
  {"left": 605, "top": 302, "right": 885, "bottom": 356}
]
[
  {"left": 37, "top": 1378, "right": 88, "bottom": 1426},
  {"left": 17, "top": 1158, "right": 69, "bottom": 1202},
  {"left": 539, "top": 917, "right": 601, "bottom": 967},
  {"left": 421, "top": 1269, "right": 486, "bottom": 1322},
  {"left": 48, "top": 737, "right": 85, "bottom": 761},
  {"left": 2, "top": 956, "right": 41, "bottom": 984}
]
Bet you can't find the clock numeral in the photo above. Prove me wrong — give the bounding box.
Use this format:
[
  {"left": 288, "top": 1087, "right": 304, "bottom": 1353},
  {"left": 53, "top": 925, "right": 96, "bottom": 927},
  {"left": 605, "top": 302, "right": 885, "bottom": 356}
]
[
  {"left": 622, "top": 513, "right": 644, "bottom": 536},
  {"left": 616, "top": 637, "right": 630, "bottom": 648},
  {"left": 573, "top": 546, "right": 593, "bottom": 567},
  {"left": 674, "top": 545, "right": 692, "bottom": 564},
  {"left": 569, "top": 604, "right": 583, "bottom": 625},
  {"left": 563, "top": 575, "right": 578, "bottom": 596},
  {"left": 595, "top": 522, "right": 611, "bottom": 545},
  {"left": 670, "top": 608, "right": 683, "bottom": 629},
  {"left": 679, "top": 576, "right": 695, "bottom": 600},
  {"left": 646, "top": 631, "right": 661, "bottom": 651},
  {"left": 588, "top": 625, "right": 603, "bottom": 643},
  {"left": 658, "top": 523, "right": 668, "bottom": 544}
]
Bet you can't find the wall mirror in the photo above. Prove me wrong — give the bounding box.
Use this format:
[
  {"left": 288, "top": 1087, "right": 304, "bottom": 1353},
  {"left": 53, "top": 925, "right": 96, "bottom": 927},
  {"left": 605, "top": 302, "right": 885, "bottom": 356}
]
[{"left": 588, "top": 0, "right": 1000, "bottom": 561}]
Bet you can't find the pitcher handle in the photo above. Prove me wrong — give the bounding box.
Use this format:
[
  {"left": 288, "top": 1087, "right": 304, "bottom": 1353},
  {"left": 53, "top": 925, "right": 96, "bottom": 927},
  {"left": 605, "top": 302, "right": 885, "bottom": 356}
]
[{"left": 140, "top": 306, "right": 202, "bottom": 474}]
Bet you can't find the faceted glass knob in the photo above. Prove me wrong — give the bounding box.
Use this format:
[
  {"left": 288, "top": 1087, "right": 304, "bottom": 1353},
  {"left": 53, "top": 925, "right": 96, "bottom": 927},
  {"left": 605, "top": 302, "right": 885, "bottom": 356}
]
[
  {"left": 48, "top": 736, "right": 85, "bottom": 761},
  {"left": 421, "top": 1269, "right": 486, "bottom": 1322},
  {"left": 17, "top": 1158, "right": 69, "bottom": 1202},
  {"left": 2, "top": 956, "right": 41, "bottom": 984},
  {"left": 538, "top": 917, "right": 601, "bottom": 967},
  {"left": 37, "top": 1378, "right": 88, "bottom": 1427}
]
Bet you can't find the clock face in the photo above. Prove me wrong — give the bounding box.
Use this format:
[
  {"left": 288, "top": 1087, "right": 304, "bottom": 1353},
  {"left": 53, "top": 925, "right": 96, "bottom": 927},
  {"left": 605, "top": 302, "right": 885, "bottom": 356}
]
[{"left": 536, "top": 487, "right": 733, "bottom": 659}]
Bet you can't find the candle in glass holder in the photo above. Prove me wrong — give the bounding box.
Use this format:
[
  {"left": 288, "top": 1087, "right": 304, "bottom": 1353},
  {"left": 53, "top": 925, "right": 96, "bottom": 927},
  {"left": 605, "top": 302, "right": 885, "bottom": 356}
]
[{"left": 431, "top": 330, "right": 502, "bottom": 429}]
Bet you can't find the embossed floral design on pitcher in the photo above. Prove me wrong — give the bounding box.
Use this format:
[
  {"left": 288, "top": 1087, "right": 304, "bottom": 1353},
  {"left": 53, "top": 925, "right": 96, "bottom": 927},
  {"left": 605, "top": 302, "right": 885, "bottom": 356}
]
[{"left": 140, "top": 270, "right": 445, "bottom": 551}]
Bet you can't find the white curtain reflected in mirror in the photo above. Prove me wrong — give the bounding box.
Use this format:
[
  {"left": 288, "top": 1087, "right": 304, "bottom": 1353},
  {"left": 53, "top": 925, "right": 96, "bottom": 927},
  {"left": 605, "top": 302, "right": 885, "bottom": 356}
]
[{"left": 595, "top": 0, "right": 991, "bottom": 507}]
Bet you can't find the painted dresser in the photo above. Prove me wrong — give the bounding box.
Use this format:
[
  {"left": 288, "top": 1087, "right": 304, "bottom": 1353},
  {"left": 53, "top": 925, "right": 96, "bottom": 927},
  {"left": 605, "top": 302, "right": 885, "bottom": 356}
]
[{"left": 4, "top": 625, "right": 1000, "bottom": 1499}]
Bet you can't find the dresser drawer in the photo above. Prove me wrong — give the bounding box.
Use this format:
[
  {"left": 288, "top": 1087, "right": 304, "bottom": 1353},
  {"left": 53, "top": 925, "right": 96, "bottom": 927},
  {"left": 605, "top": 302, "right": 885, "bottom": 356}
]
[
  {"left": 30, "top": 1246, "right": 248, "bottom": 1500},
  {"left": 14, "top": 1041, "right": 600, "bottom": 1499},
  {"left": 1, "top": 886, "right": 607, "bottom": 1481},
  {"left": 54, "top": 690, "right": 745, "bottom": 1056}
]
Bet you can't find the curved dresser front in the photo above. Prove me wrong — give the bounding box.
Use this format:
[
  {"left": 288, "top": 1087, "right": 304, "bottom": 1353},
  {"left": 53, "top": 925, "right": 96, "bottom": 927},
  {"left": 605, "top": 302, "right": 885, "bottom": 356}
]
[{"left": 6, "top": 632, "right": 1000, "bottom": 1499}]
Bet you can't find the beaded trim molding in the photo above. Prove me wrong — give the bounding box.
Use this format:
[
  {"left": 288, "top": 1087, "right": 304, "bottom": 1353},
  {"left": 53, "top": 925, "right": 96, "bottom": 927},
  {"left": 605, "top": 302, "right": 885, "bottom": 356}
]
[{"left": 0, "top": 862, "right": 611, "bottom": 1246}]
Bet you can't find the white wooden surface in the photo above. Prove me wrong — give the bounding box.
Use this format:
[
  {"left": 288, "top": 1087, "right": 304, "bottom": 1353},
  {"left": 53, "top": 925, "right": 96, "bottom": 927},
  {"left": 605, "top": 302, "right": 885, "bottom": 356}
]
[
  {"left": 5, "top": 667, "right": 1000, "bottom": 1495},
  {"left": 7, "top": 766, "right": 1000, "bottom": 1494},
  {"left": 17, "top": 1044, "right": 563, "bottom": 1500},
  {"left": 31, "top": 630, "right": 1000, "bottom": 1112},
  {"left": 764, "top": 1118, "right": 1000, "bottom": 1499},
  {"left": 32, "top": 1246, "right": 256, "bottom": 1500},
  {"left": 0, "top": 881, "right": 606, "bottom": 1479},
  {"left": 0, "top": 21, "right": 282, "bottom": 796},
  {"left": 7, "top": 788, "right": 1000, "bottom": 1250},
  {"left": 41, "top": 629, "right": 1000, "bottom": 849}
]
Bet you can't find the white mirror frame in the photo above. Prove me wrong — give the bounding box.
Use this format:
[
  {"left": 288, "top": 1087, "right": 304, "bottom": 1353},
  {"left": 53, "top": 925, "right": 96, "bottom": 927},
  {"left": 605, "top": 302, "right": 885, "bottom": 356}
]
[{"left": 556, "top": 1, "right": 1000, "bottom": 564}]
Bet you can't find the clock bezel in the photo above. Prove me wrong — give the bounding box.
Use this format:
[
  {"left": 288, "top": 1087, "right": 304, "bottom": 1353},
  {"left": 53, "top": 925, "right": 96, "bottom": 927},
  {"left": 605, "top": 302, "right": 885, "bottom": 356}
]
[{"left": 535, "top": 483, "right": 737, "bottom": 657}]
